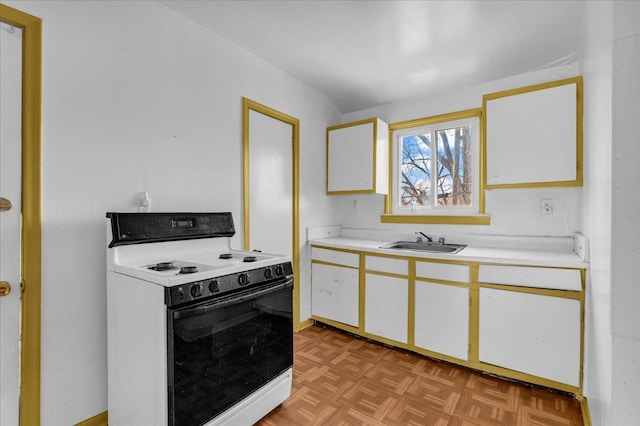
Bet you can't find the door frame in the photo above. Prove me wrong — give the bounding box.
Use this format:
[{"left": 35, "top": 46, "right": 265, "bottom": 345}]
[
  {"left": 242, "top": 98, "right": 301, "bottom": 331},
  {"left": 0, "top": 5, "right": 42, "bottom": 426}
]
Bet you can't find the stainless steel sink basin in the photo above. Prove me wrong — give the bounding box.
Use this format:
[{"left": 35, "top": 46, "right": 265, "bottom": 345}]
[{"left": 379, "top": 241, "right": 467, "bottom": 254}]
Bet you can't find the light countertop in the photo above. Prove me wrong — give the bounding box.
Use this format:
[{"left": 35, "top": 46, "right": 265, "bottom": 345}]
[{"left": 309, "top": 237, "right": 588, "bottom": 269}]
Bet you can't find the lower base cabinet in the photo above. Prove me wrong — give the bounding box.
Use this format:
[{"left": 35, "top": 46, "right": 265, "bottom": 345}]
[
  {"left": 364, "top": 273, "right": 408, "bottom": 343},
  {"left": 310, "top": 244, "right": 585, "bottom": 393},
  {"left": 414, "top": 281, "right": 469, "bottom": 360},
  {"left": 479, "top": 287, "right": 581, "bottom": 386}
]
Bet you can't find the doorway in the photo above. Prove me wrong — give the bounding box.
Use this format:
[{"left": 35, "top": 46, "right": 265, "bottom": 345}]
[
  {"left": 0, "top": 5, "right": 42, "bottom": 426},
  {"left": 242, "top": 98, "right": 300, "bottom": 330}
]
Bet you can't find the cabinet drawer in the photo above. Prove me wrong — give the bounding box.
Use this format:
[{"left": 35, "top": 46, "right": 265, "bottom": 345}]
[
  {"left": 365, "top": 256, "right": 408, "bottom": 275},
  {"left": 311, "top": 247, "right": 359, "bottom": 268},
  {"left": 416, "top": 261, "right": 469, "bottom": 283},
  {"left": 478, "top": 264, "right": 582, "bottom": 291}
]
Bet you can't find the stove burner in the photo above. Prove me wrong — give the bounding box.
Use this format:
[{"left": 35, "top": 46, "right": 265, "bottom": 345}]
[
  {"left": 219, "top": 253, "right": 233, "bottom": 259},
  {"left": 243, "top": 256, "right": 257, "bottom": 263},
  {"left": 179, "top": 266, "right": 198, "bottom": 274},
  {"left": 151, "top": 262, "right": 175, "bottom": 271}
]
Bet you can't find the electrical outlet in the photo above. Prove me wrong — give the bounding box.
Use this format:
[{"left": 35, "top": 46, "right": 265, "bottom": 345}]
[
  {"left": 138, "top": 191, "right": 150, "bottom": 212},
  {"left": 541, "top": 199, "right": 553, "bottom": 215}
]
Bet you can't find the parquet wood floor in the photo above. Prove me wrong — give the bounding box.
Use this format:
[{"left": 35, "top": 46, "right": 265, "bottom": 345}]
[{"left": 256, "top": 324, "right": 584, "bottom": 426}]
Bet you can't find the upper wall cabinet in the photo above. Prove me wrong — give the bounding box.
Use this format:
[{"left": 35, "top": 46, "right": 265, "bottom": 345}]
[
  {"left": 483, "top": 77, "right": 583, "bottom": 188},
  {"left": 326, "top": 118, "right": 388, "bottom": 195}
]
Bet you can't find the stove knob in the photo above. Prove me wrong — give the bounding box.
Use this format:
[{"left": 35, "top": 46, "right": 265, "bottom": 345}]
[
  {"left": 275, "top": 265, "right": 284, "bottom": 276},
  {"left": 264, "top": 268, "right": 273, "bottom": 279},
  {"left": 190, "top": 283, "right": 203, "bottom": 298},
  {"left": 176, "top": 287, "right": 185, "bottom": 300},
  {"left": 208, "top": 279, "right": 219, "bottom": 293},
  {"left": 238, "top": 273, "right": 250, "bottom": 286}
]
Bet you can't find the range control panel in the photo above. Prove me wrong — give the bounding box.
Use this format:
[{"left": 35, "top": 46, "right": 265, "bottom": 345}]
[{"left": 165, "top": 262, "right": 293, "bottom": 308}]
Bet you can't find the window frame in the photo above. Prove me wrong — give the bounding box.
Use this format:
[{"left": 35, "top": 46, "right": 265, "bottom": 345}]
[{"left": 382, "top": 108, "right": 490, "bottom": 225}]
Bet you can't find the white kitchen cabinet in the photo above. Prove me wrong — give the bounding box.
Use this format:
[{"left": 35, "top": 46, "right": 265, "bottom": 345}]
[
  {"left": 364, "top": 255, "right": 409, "bottom": 343},
  {"left": 309, "top": 242, "right": 586, "bottom": 394},
  {"left": 414, "top": 261, "right": 470, "bottom": 361},
  {"left": 414, "top": 281, "right": 469, "bottom": 361},
  {"left": 479, "top": 264, "right": 582, "bottom": 291},
  {"left": 479, "top": 287, "right": 581, "bottom": 386},
  {"left": 365, "top": 255, "right": 408, "bottom": 275},
  {"left": 312, "top": 247, "right": 359, "bottom": 268},
  {"left": 483, "top": 77, "right": 582, "bottom": 188},
  {"left": 416, "top": 261, "right": 469, "bottom": 283},
  {"left": 311, "top": 248, "right": 360, "bottom": 327},
  {"left": 326, "top": 117, "right": 388, "bottom": 194},
  {"left": 364, "top": 273, "right": 408, "bottom": 343}
]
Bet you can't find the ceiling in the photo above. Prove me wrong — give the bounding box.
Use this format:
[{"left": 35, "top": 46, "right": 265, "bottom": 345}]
[{"left": 159, "top": 0, "right": 585, "bottom": 114}]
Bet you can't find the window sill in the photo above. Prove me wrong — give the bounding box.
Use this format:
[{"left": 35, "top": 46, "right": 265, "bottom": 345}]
[{"left": 379, "top": 214, "right": 491, "bottom": 225}]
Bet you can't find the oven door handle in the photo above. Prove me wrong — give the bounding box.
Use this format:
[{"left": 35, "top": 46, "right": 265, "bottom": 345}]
[{"left": 172, "top": 277, "right": 293, "bottom": 320}]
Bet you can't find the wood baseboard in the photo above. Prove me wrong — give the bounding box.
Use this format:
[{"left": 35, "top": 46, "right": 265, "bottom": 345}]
[
  {"left": 580, "top": 396, "right": 592, "bottom": 426},
  {"left": 74, "top": 411, "right": 108, "bottom": 426},
  {"left": 297, "top": 318, "right": 315, "bottom": 330}
]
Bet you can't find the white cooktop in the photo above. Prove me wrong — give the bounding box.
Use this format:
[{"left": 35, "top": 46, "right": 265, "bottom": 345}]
[{"left": 112, "top": 249, "right": 289, "bottom": 287}]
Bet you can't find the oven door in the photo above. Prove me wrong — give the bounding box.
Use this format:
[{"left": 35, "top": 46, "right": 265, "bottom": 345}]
[{"left": 167, "top": 278, "right": 293, "bottom": 426}]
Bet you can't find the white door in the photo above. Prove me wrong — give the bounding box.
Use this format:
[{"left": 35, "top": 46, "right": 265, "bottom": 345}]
[
  {"left": 247, "top": 109, "right": 293, "bottom": 257},
  {"left": 0, "top": 20, "right": 23, "bottom": 426}
]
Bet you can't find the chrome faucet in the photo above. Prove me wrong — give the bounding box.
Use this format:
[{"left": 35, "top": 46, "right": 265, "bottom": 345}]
[{"left": 415, "top": 232, "right": 433, "bottom": 243}]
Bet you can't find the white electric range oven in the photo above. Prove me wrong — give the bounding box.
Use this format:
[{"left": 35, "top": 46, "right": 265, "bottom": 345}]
[{"left": 106, "top": 212, "right": 293, "bottom": 426}]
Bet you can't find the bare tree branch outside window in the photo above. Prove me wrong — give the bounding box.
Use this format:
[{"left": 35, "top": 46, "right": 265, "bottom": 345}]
[{"left": 401, "top": 125, "right": 472, "bottom": 209}]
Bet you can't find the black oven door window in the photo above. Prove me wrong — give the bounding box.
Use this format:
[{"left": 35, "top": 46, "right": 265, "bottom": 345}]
[{"left": 167, "top": 280, "right": 293, "bottom": 426}]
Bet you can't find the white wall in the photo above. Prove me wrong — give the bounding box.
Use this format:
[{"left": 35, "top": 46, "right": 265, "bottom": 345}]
[
  {"left": 338, "top": 66, "right": 582, "bottom": 238},
  {"left": 580, "top": 1, "right": 614, "bottom": 425},
  {"left": 611, "top": 2, "right": 640, "bottom": 425},
  {"left": 3, "top": 1, "right": 340, "bottom": 424}
]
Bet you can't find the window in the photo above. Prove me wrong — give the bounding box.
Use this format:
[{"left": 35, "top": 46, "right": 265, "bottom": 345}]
[{"left": 386, "top": 109, "right": 485, "bottom": 222}]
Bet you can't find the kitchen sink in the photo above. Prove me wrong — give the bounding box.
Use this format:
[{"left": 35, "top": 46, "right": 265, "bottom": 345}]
[{"left": 378, "top": 241, "right": 467, "bottom": 254}]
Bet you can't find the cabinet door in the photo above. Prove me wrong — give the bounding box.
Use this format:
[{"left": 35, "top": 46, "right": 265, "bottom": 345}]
[
  {"left": 414, "top": 281, "right": 469, "bottom": 360},
  {"left": 364, "top": 274, "right": 408, "bottom": 343},
  {"left": 484, "top": 77, "right": 582, "bottom": 188},
  {"left": 326, "top": 118, "right": 388, "bottom": 194},
  {"left": 311, "top": 263, "right": 359, "bottom": 327},
  {"left": 479, "top": 288, "right": 581, "bottom": 386}
]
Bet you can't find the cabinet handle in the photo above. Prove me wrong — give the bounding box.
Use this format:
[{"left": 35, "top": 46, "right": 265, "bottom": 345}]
[{"left": 0, "top": 281, "right": 11, "bottom": 297}]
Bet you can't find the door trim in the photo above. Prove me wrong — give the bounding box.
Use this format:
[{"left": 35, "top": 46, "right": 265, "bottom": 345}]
[
  {"left": 242, "top": 98, "right": 301, "bottom": 331},
  {"left": 0, "top": 5, "right": 42, "bottom": 426}
]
